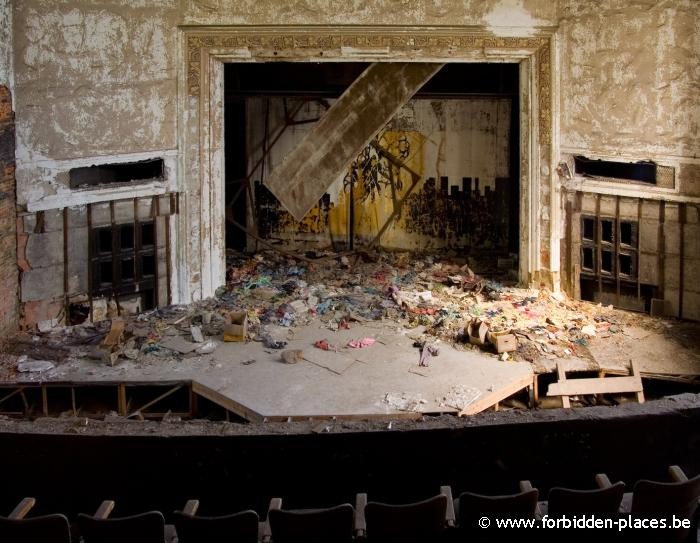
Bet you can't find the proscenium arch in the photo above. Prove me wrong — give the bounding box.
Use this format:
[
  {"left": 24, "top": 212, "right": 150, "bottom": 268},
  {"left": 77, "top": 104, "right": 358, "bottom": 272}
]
[{"left": 177, "top": 26, "right": 555, "bottom": 304}]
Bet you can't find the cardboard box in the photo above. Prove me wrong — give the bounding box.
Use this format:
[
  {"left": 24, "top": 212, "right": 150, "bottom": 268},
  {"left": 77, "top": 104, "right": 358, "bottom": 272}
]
[
  {"left": 489, "top": 331, "right": 517, "bottom": 353},
  {"left": 223, "top": 311, "right": 248, "bottom": 342}
]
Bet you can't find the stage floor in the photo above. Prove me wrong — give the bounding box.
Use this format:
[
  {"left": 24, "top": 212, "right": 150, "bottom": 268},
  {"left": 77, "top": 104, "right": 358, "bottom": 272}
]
[{"left": 2, "top": 321, "right": 534, "bottom": 421}]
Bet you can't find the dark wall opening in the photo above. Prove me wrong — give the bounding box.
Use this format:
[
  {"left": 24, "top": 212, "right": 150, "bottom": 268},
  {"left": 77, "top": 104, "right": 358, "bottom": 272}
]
[{"left": 69, "top": 159, "right": 164, "bottom": 189}]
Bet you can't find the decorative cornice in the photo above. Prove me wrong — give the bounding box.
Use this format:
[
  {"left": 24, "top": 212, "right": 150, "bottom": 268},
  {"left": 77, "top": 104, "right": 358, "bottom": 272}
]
[{"left": 185, "top": 29, "right": 551, "bottom": 146}]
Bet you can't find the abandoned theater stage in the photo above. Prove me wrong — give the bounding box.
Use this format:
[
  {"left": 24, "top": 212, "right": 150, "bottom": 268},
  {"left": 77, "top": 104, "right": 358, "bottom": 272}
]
[
  {"left": 2, "top": 250, "right": 699, "bottom": 423},
  {"left": 1, "top": 319, "right": 535, "bottom": 422}
]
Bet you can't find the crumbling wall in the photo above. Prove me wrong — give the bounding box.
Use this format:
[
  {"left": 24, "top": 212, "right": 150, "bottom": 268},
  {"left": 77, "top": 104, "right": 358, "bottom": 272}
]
[
  {"left": 557, "top": 0, "right": 700, "bottom": 318},
  {"left": 248, "top": 97, "right": 513, "bottom": 252},
  {"left": 17, "top": 197, "right": 175, "bottom": 329},
  {"left": 11, "top": 1, "right": 179, "bottom": 327},
  {"left": 12, "top": 0, "right": 179, "bottom": 207}
]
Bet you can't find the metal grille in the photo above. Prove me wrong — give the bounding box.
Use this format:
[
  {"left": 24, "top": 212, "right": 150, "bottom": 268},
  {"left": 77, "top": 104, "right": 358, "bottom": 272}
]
[{"left": 580, "top": 215, "right": 638, "bottom": 280}]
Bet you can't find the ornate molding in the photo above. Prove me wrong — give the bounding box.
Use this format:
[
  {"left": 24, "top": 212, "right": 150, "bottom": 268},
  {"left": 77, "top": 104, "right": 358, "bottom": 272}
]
[
  {"left": 184, "top": 29, "right": 552, "bottom": 142},
  {"left": 186, "top": 30, "right": 549, "bottom": 81},
  {"left": 537, "top": 41, "right": 552, "bottom": 146}
]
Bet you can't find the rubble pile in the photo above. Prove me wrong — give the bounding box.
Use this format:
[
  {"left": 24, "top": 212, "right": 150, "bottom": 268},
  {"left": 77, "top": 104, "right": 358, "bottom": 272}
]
[
  {"left": 214, "top": 250, "right": 633, "bottom": 366},
  {"left": 0, "top": 249, "right": 658, "bottom": 378}
]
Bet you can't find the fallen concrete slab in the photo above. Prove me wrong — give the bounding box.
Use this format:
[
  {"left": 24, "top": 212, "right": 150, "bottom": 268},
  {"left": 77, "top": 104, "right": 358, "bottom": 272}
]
[{"left": 263, "top": 62, "right": 444, "bottom": 221}]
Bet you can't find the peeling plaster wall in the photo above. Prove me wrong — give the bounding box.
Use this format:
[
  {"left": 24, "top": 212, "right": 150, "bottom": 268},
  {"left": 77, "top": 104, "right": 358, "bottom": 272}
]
[
  {"left": 182, "top": 0, "right": 557, "bottom": 30},
  {"left": 13, "top": 0, "right": 179, "bottom": 207},
  {"left": 558, "top": 0, "right": 699, "bottom": 182}
]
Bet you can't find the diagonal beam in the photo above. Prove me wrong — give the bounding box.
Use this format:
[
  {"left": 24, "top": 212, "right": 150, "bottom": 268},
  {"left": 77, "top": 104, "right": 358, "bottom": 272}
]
[{"left": 263, "top": 62, "right": 444, "bottom": 221}]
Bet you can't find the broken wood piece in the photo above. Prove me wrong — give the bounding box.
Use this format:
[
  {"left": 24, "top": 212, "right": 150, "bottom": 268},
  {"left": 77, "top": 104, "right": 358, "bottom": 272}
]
[
  {"left": 547, "top": 361, "right": 644, "bottom": 407},
  {"left": 556, "top": 362, "right": 571, "bottom": 408},
  {"left": 262, "top": 62, "right": 444, "bottom": 221},
  {"left": 459, "top": 373, "right": 534, "bottom": 416}
]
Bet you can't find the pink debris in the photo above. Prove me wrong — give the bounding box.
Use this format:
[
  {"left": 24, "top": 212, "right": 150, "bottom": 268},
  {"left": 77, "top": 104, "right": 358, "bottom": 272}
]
[
  {"left": 314, "top": 339, "right": 338, "bottom": 352},
  {"left": 347, "top": 337, "right": 376, "bottom": 348}
]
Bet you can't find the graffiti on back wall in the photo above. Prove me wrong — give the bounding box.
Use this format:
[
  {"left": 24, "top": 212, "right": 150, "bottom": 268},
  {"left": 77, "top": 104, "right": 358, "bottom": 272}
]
[
  {"left": 402, "top": 177, "right": 511, "bottom": 252},
  {"left": 253, "top": 128, "right": 512, "bottom": 253},
  {"left": 343, "top": 133, "right": 410, "bottom": 203}
]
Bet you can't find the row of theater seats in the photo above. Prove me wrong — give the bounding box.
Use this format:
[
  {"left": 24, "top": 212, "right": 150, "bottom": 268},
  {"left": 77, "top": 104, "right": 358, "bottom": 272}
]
[{"left": 1, "top": 465, "right": 698, "bottom": 543}]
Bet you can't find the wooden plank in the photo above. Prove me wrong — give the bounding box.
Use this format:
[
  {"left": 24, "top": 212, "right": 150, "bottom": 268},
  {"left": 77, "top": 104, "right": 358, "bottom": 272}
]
[
  {"left": 263, "top": 63, "right": 444, "bottom": 221},
  {"left": 557, "top": 363, "right": 571, "bottom": 408},
  {"left": 631, "top": 359, "right": 645, "bottom": 403},
  {"left": 0, "top": 387, "right": 25, "bottom": 407},
  {"left": 41, "top": 385, "right": 48, "bottom": 416},
  {"left": 459, "top": 373, "right": 534, "bottom": 416},
  {"left": 126, "top": 384, "right": 185, "bottom": 419},
  {"left": 547, "top": 376, "right": 643, "bottom": 396},
  {"left": 191, "top": 380, "right": 265, "bottom": 423},
  {"left": 117, "top": 383, "right": 127, "bottom": 416}
]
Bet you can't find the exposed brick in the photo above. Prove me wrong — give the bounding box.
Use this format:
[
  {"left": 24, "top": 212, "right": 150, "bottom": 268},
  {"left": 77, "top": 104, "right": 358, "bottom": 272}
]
[
  {"left": 0, "top": 85, "right": 18, "bottom": 340},
  {"left": 0, "top": 85, "right": 13, "bottom": 123}
]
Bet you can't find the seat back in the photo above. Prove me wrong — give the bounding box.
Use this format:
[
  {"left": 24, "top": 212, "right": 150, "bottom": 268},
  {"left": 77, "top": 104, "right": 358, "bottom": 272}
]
[
  {"left": 268, "top": 503, "right": 354, "bottom": 543},
  {"left": 364, "top": 494, "right": 447, "bottom": 543},
  {"left": 173, "top": 509, "right": 259, "bottom": 543},
  {"left": 630, "top": 475, "right": 700, "bottom": 542},
  {"left": 547, "top": 482, "right": 625, "bottom": 514},
  {"left": 78, "top": 510, "right": 166, "bottom": 543},
  {"left": 457, "top": 488, "right": 539, "bottom": 520},
  {"left": 0, "top": 514, "right": 72, "bottom": 543}
]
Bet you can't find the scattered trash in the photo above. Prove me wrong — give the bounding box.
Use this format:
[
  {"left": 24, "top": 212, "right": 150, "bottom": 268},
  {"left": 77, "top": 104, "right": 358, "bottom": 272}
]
[
  {"left": 416, "top": 342, "right": 440, "bottom": 367},
  {"left": 190, "top": 325, "right": 205, "bottom": 343},
  {"left": 16, "top": 357, "right": 55, "bottom": 373},
  {"left": 195, "top": 340, "right": 218, "bottom": 355},
  {"left": 467, "top": 319, "right": 489, "bottom": 346},
  {"left": 263, "top": 337, "right": 288, "bottom": 349},
  {"left": 581, "top": 324, "right": 597, "bottom": 337},
  {"left": 314, "top": 339, "right": 338, "bottom": 352},
  {"left": 281, "top": 349, "right": 304, "bottom": 364},
  {"left": 159, "top": 335, "right": 199, "bottom": 354},
  {"left": 382, "top": 392, "right": 426, "bottom": 412},
  {"left": 439, "top": 384, "right": 481, "bottom": 411},
  {"left": 347, "top": 337, "right": 376, "bottom": 348},
  {"left": 223, "top": 311, "right": 248, "bottom": 342}
]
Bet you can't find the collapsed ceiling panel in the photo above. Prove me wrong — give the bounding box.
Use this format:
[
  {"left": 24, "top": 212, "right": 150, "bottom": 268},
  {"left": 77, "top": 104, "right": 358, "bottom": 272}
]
[{"left": 262, "top": 62, "right": 444, "bottom": 221}]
